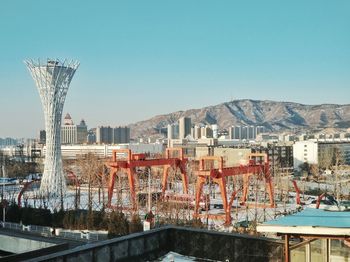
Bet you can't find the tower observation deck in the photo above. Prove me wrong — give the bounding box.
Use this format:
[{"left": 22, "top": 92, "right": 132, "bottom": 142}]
[{"left": 25, "top": 59, "right": 79, "bottom": 199}]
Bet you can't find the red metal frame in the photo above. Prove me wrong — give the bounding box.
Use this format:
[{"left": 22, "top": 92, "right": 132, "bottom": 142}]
[
  {"left": 106, "top": 148, "right": 189, "bottom": 209},
  {"left": 66, "top": 170, "right": 81, "bottom": 188},
  {"left": 316, "top": 193, "right": 326, "bottom": 209},
  {"left": 194, "top": 153, "right": 274, "bottom": 224},
  {"left": 292, "top": 180, "right": 302, "bottom": 205},
  {"left": 18, "top": 181, "right": 36, "bottom": 207}
]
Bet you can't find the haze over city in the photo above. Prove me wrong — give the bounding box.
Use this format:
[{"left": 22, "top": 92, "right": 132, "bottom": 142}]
[{"left": 0, "top": 1, "right": 349, "bottom": 137}]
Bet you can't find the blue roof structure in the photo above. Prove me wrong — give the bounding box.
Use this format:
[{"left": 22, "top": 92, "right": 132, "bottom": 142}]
[
  {"left": 265, "top": 208, "right": 350, "bottom": 228},
  {"left": 257, "top": 208, "right": 350, "bottom": 236}
]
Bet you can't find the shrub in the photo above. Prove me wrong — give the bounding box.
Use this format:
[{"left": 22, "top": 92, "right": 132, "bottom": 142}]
[
  {"left": 5, "top": 202, "right": 21, "bottom": 223},
  {"left": 77, "top": 212, "right": 86, "bottom": 230},
  {"left": 129, "top": 214, "right": 143, "bottom": 234},
  {"left": 21, "top": 206, "right": 34, "bottom": 225},
  {"left": 108, "top": 211, "right": 129, "bottom": 238},
  {"left": 31, "top": 207, "right": 52, "bottom": 226},
  {"left": 63, "top": 211, "right": 76, "bottom": 229},
  {"left": 52, "top": 209, "right": 65, "bottom": 228},
  {"left": 91, "top": 210, "right": 107, "bottom": 230}
]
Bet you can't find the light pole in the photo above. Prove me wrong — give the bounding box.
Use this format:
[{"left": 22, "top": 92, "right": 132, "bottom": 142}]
[
  {"left": 2, "top": 163, "right": 6, "bottom": 223},
  {"left": 148, "top": 167, "right": 152, "bottom": 213}
]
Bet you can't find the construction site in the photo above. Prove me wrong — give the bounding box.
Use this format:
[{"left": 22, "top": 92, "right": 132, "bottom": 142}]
[
  {"left": 4, "top": 145, "right": 350, "bottom": 261},
  {"left": 4, "top": 146, "right": 330, "bottom": 233}
]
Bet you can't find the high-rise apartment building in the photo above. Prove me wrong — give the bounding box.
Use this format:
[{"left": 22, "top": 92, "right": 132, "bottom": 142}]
[
  {"left": 201, "top": 125, "right": 213, "bottom": 138},
  {"left": 39, "top": 130, "right": 46, "bottom": 144},
  {"left": 256, "top": 126, "right": 265, "bottom": 135},
  {"left": 96, "top": 126, "right": 113, "bottom": 144},
  {"left": 61, "top": 114, "right": 88, "bottom": 144},
  {"left": 0, "top": 137, "right": 18, "bottom": 147},
  {"left": 212, "top": 124, "right": 218, "bottom": 139},
  {"left": 248, "top": 126, "right": 256, "bottom": 140},
  {"left": 77, "top": 120, "right": 88, "bottom": 143},
  {"left": 87, "top": 128, "right": 96, "bottom": 144},
  {"left": 241, "top": 126, "right": 248, "bottom": 140},
  {"left": 192, "top": 125, "right": 201, "bottom": 139},
  {"left": 96, "top": 126, "right": 130, "bottom": 144},
  {"left": 229, "top": 126, "right": 241, "bottom": 140},
  {"left": 179, "top": 117, "right": 191, "bottom": 139},
  {"left": 113, "top": 126, "right": 130, "bottom": 144},
  {"left": 229, "top": 125, "right": 265, "bottom": 140},
  {"left": 167, "top": 123, "right": 179, "bottom": 139}
]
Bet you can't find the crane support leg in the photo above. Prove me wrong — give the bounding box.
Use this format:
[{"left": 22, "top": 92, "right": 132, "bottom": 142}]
[
  {"left": 107, "top": 169, "right": 117, "bottom": 207},
  {"left": 213, "top": 177, "right": 229, "bottom": 223},
  {"left": 241, "top": 174, "right": 251, "bottom": 204},
  {"left": 161, "top": 166, "right": 170, "bottom": 197},
  {"left": 194, "top": 176, "right": 206, "bottom": 217},
  {"left": 181, "top": 166, "right": 188, "bottom": 194},
  {"left": 127, "top": 168, "right": 137, "bottom": 210},
  {"left": 266, "top": 179, "right": 275, "bottom": 207}
]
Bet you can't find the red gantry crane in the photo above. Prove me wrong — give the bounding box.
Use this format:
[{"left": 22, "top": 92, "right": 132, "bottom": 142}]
[
  {"left": 194, "top": 153, "right": 274, "bottom": 224},
  {"left": 106, "top": 148, "right": 189, "bottom": 209}
]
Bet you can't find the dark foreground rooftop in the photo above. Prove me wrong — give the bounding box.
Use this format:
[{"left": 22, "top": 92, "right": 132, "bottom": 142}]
[{"left": 19, "top": 226, "right": 283, "bottom": 262}]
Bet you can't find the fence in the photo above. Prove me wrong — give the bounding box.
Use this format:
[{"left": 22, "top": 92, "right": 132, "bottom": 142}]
[
  {"left": 1, "top": 221, "right": 108, "bottom": 242},
  {"left": 57, "top": 229, "right": 108, "bottom": 241}
]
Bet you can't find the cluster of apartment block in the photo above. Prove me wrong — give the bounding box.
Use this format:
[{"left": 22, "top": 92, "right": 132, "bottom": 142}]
[
  {"left": 165, "top": 117, "right": 350, "bottom": 173},
  {"left": 228, "top": 125, "right": 265, "bottom": 140},
  {"left": 0, "top": 137, "right": 19, "bottom": 147},
  {"left": 4, "top": 114, "right": 350, "bottom": 175},
  {"left": 95, "top": 126, "right": 130, "bottom": 144},
  {"left": 167, "top": 117, "right": 264, "bottom": 141},
  {"left": 38, "top": 113, "right": 130, "bottom": 145}
]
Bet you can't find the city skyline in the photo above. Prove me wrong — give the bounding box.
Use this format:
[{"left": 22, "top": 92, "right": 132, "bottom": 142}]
[{"left": 1, "top": 1, "right": 350, "bottom": 137}]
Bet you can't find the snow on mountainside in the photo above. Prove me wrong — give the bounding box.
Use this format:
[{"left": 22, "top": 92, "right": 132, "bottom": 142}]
[{"left": 128, "top": 99, "right": 350, "bottom": 139}]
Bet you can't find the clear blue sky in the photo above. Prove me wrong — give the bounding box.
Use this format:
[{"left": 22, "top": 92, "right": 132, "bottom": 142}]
[{"left": 0, "top": 0, "right": 349, "bottom": 137}]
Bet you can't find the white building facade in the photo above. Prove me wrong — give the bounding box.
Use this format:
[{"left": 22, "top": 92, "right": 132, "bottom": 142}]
[
  {"left": 293, "top": 141, "right": 318, "bottom": 170},
  {"left": 61, "top": 117, "right": 88, "bottom": 145}
]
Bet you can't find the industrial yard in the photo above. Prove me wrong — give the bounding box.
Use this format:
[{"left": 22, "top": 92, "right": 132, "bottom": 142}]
[{"left": 3, "top": 147, "right": 350, "bottom": 235}]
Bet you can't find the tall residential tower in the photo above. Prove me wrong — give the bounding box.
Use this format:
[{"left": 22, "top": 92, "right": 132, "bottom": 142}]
[
  {"left": 179, "top": 117, "right": 191, "bottom": 139},
  {"left": 25, "top": 59, "right": 79, "bottom": 198}
]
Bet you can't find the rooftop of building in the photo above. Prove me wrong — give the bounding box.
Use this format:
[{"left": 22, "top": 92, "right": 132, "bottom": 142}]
[
  {"left": 257, "top": 208, "right": 350, "bottom": 236},
  {"left": 24, "top": 226, "right": 283, "bottom": 262}
]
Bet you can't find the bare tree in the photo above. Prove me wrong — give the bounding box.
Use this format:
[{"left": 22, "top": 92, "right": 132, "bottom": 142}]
[
  {"left": 319, "top": 145, "right": 345, "bottom": 199},
  {"left": 310, "top": 164, "right": 319, "bottom": 180},
  {"left": 333, "top": 146, "right": 344, "bottom": 200},
  {"left": 76, "top": 153, "right": 104, "bottom": 212},
  {"left": 318, "top": 147, "right": 334, "bottom": 171}
]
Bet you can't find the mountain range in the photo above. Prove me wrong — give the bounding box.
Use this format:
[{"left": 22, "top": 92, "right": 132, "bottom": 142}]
[{"left": 128, "top": 99, "right": 350, "bottom": 138}]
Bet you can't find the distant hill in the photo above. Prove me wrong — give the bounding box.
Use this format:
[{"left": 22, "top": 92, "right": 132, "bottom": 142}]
[{"left": 128, "top": 99, "right": 350, "bottom": 138}]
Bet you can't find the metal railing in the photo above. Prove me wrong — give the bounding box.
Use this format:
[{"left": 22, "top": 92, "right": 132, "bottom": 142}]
[
  {"left": 2, "top": 221, "right": 22, "bottom": 231},
  {"left": 1, "top": 221, "right": 108, "bottom": 242}
]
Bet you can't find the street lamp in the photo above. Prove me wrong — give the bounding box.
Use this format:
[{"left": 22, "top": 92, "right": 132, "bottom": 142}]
[{"left": 1, "top": 164, "right": 6, "bottom": 224}]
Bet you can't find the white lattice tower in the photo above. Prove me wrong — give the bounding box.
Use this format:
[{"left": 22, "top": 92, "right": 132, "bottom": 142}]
[{"left": 25, "top": 59, "right": 79, "bottom": 199}]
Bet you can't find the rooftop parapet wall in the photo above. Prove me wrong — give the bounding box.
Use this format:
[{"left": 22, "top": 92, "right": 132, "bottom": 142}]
[{"left": 30, "top": 226, "right": 283, "bottom": 262}]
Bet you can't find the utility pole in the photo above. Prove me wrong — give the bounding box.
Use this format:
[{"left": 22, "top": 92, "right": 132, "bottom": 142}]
[
  {"left": 148, "top": 167, "right": 152, "bottom": 212},
  {"left": 2, "top": 162, "right": 6, "bottom": 223}
]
